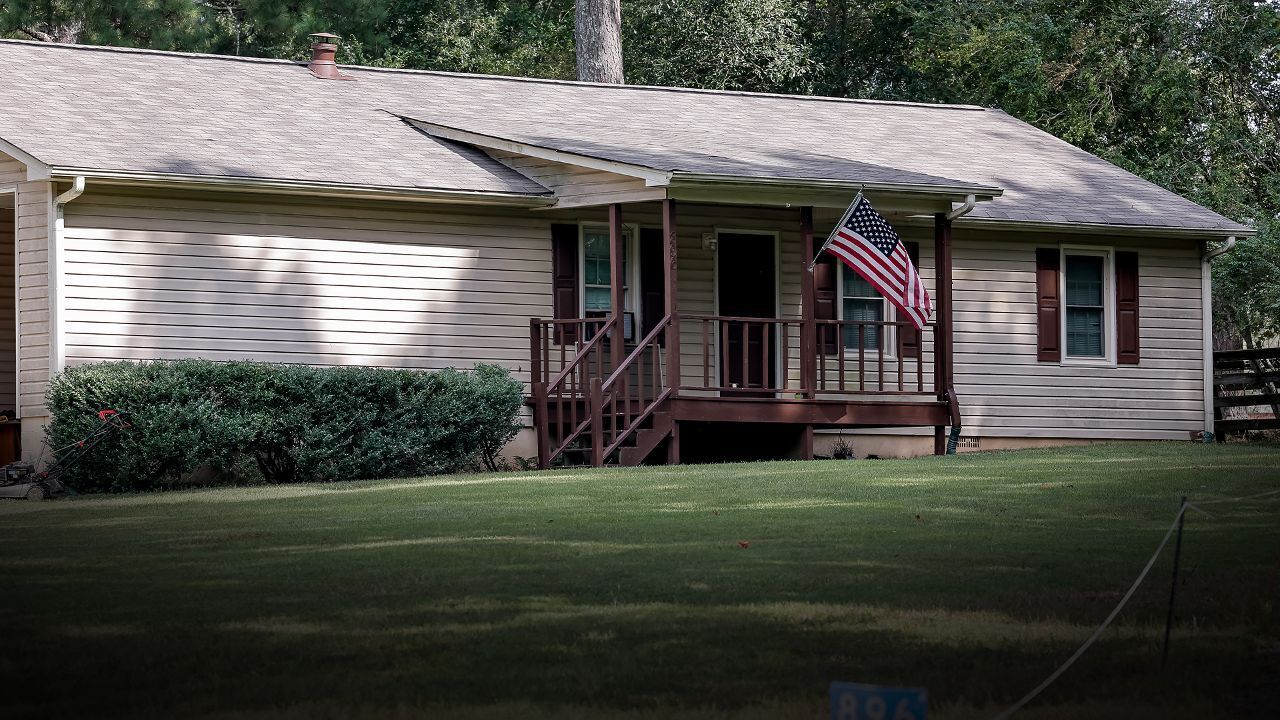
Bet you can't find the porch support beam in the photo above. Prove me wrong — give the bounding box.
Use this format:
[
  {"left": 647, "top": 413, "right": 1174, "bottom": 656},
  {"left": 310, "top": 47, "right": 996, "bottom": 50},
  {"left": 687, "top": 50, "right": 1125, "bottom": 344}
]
[
  {"left": 933, "top": 212, "right": 955, "bottom": 455},
  {"left": 609, "top": 203, "right": 625, "bottom": 372},
  {"left": 800, "top": 207, "right": 816, "bottom": 399}
]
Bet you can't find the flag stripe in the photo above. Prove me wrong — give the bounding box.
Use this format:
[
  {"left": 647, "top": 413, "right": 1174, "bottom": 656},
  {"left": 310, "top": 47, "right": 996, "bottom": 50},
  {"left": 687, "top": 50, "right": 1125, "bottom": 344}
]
[
  {"left": 830, "top": 244, "right": 902, "bottom": 301},
  {"left": 820, "top": 195, "right": 932, "bottom": 331}
]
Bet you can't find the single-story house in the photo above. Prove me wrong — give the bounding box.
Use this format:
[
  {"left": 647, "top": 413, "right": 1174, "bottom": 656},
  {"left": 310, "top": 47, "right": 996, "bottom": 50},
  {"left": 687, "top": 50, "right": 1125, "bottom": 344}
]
[{"left": 0, "top": 36, "right": 1251, "bottom": 467}]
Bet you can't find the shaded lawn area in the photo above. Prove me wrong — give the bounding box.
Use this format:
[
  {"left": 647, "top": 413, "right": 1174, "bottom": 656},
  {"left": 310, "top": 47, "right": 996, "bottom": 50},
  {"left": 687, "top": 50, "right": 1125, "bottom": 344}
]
[{"left": 1, "top": 443, "right": 1278, "bottom": 719}]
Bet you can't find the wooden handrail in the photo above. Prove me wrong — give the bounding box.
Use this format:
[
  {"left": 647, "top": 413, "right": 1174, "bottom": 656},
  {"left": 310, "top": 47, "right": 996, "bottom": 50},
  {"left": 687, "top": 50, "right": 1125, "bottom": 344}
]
[
  {"left": 545, "top": 317, "right": 614, "bottom": 390},
  {"left": 531, "top": 315, "right": 617, "bottom": 469},
  {"left": 591, "top": 316, "right": 673, "bottom": 463},
  {"left": 601, "top": 316, "right": 671, "bottom": 390},
  {"left": 1213, "top": 347, "right": 1280, "bottom": 362}
]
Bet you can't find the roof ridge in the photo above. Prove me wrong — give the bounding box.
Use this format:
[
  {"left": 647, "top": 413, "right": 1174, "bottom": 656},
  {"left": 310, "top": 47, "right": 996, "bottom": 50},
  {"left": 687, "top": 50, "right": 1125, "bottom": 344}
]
[{"left": 0, "top": 38, "right": 990, "bottom": 112}]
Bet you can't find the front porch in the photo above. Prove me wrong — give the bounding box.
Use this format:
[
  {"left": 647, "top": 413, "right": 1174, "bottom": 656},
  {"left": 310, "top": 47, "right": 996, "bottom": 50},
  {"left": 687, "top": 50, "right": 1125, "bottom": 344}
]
[{"left": 528, "top": 199, "right": 961, "bottom": 468}]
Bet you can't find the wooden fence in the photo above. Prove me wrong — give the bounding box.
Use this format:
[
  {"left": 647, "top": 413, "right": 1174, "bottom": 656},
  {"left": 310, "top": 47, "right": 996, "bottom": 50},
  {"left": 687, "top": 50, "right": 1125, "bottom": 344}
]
[{"left": 1213, "top": 347, "right": 1280, "bottom": 436}]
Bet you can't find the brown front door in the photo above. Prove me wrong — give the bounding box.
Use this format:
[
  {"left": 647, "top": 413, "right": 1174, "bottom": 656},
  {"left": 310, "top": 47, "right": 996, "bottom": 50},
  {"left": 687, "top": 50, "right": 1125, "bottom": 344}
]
[{"left": 717, "top": 232, "right": 776, "bottom": 395}]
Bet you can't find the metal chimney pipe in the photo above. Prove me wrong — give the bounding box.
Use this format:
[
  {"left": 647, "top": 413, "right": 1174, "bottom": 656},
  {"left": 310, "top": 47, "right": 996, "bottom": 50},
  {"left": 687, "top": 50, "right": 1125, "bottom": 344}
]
[{"left": 307, "top": 32, "right": 351, "bottom": 80}]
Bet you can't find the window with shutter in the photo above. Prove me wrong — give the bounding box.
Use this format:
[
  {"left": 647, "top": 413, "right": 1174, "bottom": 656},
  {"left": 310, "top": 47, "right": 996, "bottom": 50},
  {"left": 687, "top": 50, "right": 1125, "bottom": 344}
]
[
  {"left": 580, "top": 223, "right": 638, "bottom": 341},
  {"left": 1035, "top": 248, "right": 1062, "bottom": 362},
  {"left": 813, "top": 251, "right": 839, "bottom": 354},
  {"left": 1116, "top": 251, "right": 1140, "bottom": 364},
  {"left": 898, "top": 241, "right": 921, "bottom": 358},
  {"left": 550, "top": 223, "right": 579, "bottom": 343}
]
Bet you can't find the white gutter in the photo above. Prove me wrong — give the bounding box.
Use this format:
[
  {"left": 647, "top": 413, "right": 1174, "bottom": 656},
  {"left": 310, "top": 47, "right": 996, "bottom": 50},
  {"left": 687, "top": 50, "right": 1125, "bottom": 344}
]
[
  {"left": 946, "top": 194, "right": 977, "bottom": 221},
  {"left": 50, "top": 176, "right": 86, "bottom": 374},
  {"left": 668, "top": 173, "right": 1001, "bottom": 200},
  {"left": 48, "top": 168, "right": 554, "bottom": 207},
  {"left": 1201, "top": 236, "right": 1238, "bottom": 439},
  {"left": 955, "top": 215, "right": 1253, "bottom": 240}
]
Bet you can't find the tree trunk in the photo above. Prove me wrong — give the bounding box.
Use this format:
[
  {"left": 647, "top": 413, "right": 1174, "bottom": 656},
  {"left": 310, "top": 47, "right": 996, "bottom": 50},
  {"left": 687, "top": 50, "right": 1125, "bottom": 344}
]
[{"left": 575, "top": 0, "right": 624, "bottom": 84}]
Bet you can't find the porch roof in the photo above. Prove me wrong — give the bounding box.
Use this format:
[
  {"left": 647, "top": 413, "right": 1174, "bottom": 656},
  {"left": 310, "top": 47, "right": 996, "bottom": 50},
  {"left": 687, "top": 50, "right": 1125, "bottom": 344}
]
[{"left": 0, "top": 39, "right": 1252, "bottom": 236}]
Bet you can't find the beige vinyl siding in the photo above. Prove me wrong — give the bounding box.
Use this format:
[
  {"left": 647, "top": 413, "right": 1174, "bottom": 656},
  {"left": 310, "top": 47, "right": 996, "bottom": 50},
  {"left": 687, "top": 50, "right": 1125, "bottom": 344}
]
[
  {"left": 54, "top": 185, "right": 1205, "bottom": 443},
  {"left": 0, "top": 155, "right": 27, "bottom": 185},
  {"left": 947, "top": 231, "right": 1205, "bottom": 439},
  {"left": 487, "top": 151, "right": 665, "bottom": 209},
  {"left": 60, "top": 189, "right": 552, "bottom": 390},
  {"left": 14, "top": 179, "right": 50, "bottom": 419}
]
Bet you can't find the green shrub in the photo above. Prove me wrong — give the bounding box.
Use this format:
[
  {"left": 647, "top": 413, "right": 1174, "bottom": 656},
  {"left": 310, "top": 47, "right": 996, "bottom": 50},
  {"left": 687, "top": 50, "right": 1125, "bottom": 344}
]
[{"left": 44, "top": 360, "right": 524, "bottom": 493}]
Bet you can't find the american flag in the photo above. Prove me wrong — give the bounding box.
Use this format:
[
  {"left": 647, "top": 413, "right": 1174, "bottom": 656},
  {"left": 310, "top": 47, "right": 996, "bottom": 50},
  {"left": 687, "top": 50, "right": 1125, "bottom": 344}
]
[{"left": 816, "top": 194, "right": 932, "bottom": 329}]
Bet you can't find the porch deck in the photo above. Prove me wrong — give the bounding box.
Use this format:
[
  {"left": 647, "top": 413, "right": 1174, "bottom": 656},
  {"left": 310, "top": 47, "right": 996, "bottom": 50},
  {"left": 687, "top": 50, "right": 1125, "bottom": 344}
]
[{"left": 528, "top": 200, "right": 959, "bottom": 468}]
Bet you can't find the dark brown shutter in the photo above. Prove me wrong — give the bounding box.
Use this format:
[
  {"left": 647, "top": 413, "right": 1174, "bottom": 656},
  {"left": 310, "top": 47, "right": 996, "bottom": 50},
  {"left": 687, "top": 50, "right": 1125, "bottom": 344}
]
[
  {"left": 551, "top": 223, "right": 579, "bottom": 343},
  {"left": 814, "top": 253, "right": 839, "bottom": 354},
  {"left": 898, "top": 241, "right": 922, "bottom": 358},
  {"left": 1035, "top": 248, "right": 1061, "bottom": 362},
  {"left": 1116, "top": 251, "right": 1140, "bottom": 364},
  {"left": 638, "top": 227, "right": 665, "bottom": 346}
]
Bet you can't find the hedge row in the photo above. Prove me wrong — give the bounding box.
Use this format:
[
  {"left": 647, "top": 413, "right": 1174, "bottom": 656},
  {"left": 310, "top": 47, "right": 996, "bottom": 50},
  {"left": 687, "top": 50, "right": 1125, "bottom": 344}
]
[{"left": 45, "top": 360, "right": 524, "bottom": 493}]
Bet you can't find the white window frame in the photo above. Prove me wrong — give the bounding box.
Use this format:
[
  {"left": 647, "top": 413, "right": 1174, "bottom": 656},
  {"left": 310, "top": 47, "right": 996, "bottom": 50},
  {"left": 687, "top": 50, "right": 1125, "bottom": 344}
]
[
  {"left": 1059, "top": 245, "right": 1116, "bottom": 366},
  {"left": 579, "top": 222, "right": 641, "bottom": 333},
  {"left": 837, "top": 263, "right": 895, "bottom": 359}
]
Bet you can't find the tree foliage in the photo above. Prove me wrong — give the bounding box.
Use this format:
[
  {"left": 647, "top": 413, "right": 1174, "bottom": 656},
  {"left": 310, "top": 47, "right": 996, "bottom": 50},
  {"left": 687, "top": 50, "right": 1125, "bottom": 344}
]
[{"left": 3, "top": 0, "right": 1277, "bottom": 344}]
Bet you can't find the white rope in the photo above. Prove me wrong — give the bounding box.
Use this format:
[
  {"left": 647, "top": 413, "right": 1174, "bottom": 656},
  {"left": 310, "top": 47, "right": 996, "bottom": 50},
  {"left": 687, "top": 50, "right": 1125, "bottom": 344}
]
[
  {"left": 1197, "top": 487, "right": 1280, "bottom": 505},
  {"left": 989, "top": 501, "right": 1189, "bottom": 720}
]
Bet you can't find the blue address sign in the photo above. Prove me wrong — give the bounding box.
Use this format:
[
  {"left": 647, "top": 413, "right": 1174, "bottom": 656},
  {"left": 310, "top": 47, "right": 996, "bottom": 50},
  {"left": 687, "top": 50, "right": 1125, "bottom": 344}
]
[{"left": 830, "top": 681, "right": 928, "bottom": 720}]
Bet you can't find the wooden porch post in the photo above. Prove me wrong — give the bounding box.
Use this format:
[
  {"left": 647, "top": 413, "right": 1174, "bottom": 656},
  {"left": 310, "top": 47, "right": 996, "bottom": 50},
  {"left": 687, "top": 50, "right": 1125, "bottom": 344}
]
[
  {"left": 933, "top": 212, "right": 954, "bottom": 455},
  {"left": 800, "top": 206, "right": 816, "bottom": 399},
  {"left": 663, "top": 199, "right": 682, "bottom": 465},
  {"left": 609, "top": 203, "right": 625, "bottom": 372}
]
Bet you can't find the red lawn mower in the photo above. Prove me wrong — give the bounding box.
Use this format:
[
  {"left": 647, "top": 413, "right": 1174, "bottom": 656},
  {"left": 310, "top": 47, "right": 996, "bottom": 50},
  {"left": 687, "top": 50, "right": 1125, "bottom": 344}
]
[{"left": 0, "top": 409, "right": 131, "bottom": 501}]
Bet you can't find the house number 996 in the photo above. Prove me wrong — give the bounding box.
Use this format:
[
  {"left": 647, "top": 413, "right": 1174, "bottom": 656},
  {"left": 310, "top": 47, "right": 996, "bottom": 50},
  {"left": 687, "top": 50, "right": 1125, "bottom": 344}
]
[{"left": 829, "top": 682, "right": 928, "bottom": 720}]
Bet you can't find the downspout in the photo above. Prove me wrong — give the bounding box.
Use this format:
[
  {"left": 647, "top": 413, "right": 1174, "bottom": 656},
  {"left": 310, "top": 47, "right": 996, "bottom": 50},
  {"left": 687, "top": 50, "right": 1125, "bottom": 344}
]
[
  {"left": 946, "top": 194, "right": 977, "bottom": 222},
  {"left": 943, "top": 195, "right": 976, "bottom": 454},
  {"left": 1201, "top": 236, "right": 1237, "bottom": 441},
  {"left": 50, "top": 177, "right": 86, "bottom": 374}
]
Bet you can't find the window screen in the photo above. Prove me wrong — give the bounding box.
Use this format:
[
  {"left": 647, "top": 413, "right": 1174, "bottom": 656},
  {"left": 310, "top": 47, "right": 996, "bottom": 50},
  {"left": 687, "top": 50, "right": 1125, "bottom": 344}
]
[
  {"left": 1065, "top": 255, "right": 1105, "bottom": 357},
  {"left": 841, "top": 270, "right": 885, "bottom": 351}
]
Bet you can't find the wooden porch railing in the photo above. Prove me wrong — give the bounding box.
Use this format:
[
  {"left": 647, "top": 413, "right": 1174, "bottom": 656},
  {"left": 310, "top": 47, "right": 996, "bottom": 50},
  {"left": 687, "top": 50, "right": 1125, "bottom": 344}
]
[
  {"left": 531, "top": 315, "right": 672, "bottom": 467},
  {"left": 530, "top": 317, "right": 614, "bottom": 468},
  {"left": 683, "top": 315, "right": 932, "bottom": 397},
  {"left": 595, "top": 317, "right": 672, "bottom": 463},
  {"left": 531, "top": 314, "right": 936, "bottom": 467}
]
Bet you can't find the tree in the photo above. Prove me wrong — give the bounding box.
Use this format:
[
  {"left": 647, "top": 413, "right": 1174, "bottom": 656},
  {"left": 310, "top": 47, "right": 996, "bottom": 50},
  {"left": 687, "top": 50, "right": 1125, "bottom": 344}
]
[
  {"left": 0, "top": 0, "right": 211, "bottom": 48},
  {"left": 575, "top": 0, "right": 622, "bottom": 82},
  {"left": 624, "top": 0, "right": 810, "bottom": 91}
]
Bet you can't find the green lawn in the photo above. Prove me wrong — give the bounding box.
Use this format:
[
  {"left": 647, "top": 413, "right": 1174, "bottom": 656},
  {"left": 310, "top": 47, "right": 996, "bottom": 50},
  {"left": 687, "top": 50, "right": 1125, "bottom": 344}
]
[{"left": 1, "top": 443, "right": 1278, "bottom": 719}]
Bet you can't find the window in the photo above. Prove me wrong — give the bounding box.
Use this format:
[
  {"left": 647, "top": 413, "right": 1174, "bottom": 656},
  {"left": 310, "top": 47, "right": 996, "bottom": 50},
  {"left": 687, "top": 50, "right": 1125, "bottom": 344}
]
[
  {"left": 581, "top": 225, "right": 636, "bottom": 337},
  {"left": 840, "top": 266, "right": 888, "bottom": 352},
  {"left": 582, "top": 228, "right": 624, "bottom": 316},
  {"left": 1064, "top": 253, "right": 1107, "bottom": 358}
]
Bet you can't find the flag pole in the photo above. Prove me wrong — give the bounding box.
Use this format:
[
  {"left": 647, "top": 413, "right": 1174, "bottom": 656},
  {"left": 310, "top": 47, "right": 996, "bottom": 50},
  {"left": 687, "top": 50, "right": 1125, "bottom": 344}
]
[{"left": 808, "top": 190, "right": 863, "bottom": 272}]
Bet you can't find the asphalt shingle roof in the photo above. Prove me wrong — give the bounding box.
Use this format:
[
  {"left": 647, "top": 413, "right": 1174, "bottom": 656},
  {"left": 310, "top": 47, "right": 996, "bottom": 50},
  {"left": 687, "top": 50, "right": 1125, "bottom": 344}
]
[{"left": 0, "top": 40, "right": 1249, "bottom": 233}]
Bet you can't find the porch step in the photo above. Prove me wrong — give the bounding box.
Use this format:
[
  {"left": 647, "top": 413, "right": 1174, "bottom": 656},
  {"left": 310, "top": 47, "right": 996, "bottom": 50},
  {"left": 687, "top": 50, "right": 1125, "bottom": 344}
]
[{"left": 619, "top": 411, "right": 673, "bottom": 467}]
